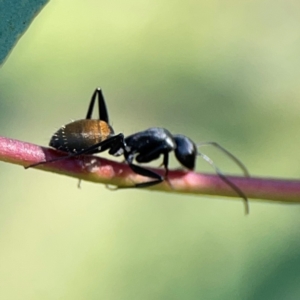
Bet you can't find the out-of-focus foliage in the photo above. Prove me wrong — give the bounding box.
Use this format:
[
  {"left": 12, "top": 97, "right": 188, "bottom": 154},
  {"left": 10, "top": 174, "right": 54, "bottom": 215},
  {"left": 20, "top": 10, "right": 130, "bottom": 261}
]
[
  {"left": 1, "top": 0, "right": 300, "bottom": 299},
  {"left": 0, "top": 0, "right": 49, "bottom": 65}
]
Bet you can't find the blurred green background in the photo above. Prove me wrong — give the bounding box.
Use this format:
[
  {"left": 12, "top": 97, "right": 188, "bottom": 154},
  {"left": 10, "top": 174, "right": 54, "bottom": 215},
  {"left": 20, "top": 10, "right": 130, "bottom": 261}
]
[{"left": 1, "top": 0, "right": 300, "bottom": 299}]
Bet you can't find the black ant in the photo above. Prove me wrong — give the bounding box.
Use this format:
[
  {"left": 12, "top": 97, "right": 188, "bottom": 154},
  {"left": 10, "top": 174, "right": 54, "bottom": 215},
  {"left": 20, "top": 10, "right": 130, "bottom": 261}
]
[
  {"left": 26, "top": 88, "right": 249, "bottom": 213},
  {"left": 110, "top": 128, "right": 250, "bottom": 214}
]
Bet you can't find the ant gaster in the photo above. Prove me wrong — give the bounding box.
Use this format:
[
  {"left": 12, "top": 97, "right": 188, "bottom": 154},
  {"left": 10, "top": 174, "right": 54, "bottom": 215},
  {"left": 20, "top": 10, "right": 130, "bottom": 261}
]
[{"left": 111, "top": 128, "right": 250, "bottom": 214}]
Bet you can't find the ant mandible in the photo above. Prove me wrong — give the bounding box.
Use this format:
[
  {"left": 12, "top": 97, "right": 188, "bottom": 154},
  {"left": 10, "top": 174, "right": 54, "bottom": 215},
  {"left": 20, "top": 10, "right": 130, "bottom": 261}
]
[{"left": 110, "top": 128, "right": 250, "bottom": 214}]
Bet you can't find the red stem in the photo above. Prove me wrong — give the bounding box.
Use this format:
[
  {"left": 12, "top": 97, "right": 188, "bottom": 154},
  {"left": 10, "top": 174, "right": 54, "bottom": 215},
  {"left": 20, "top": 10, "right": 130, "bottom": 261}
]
[{"left": 0, "top": 136, "right": 300, "bottom": 204}]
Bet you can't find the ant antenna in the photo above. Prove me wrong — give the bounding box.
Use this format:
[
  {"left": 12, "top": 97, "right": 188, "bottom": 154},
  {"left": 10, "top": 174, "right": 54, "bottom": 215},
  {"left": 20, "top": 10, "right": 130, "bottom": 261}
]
[
  {"left": 197, "top": 142, "right": 250, "bottom": 177},
  {"left": 197, "top": 151, "right": 249, "bottom": 215}
]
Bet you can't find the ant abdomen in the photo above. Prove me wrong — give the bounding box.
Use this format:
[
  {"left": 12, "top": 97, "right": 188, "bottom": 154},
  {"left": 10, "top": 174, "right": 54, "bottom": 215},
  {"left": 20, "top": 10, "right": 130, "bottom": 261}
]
[{"left": 50, "top": 120, "right": 115, "bottom": 153}]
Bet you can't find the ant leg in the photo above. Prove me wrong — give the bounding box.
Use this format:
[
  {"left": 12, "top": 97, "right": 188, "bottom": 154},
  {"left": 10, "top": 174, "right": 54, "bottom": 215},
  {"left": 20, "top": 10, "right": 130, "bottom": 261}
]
[
  {"left": 85, "top": 88, "right": 109, "bottom": 123},
  {"left": 25, "top": 133, "right": 125, "bottom": 169},
  {"left": 197, "top": 142, "right": 250, "bottom": 177},
  {"left": 73, "top": 133, "right": 124, "bottom": 155},
  {"left": 197, "top": 151, "right": 249, "bottom": 215},
  {"left": 125, "top": 163, "right": 164, "bottom": 188},
  {"left": 116, "top": 152, "right": 164, "bottom": 188},
  {"left": 163, "top": 153, "right": 169, "bottom": 178},
  {"left": 127, "top": 149, "right": 173, "bottom": 188},
  {"left": 98, "top": 89, "right": 109, "bottom": 123},
  {"left": 85, "top": 89, "right": 98, "bottom": 119},
  {"left": 77, "top": 179, "right": 82, "bottom": 189},
  {"left": 161, "top": 153, "right": 174, "bottom": 189},
  {"left": 130, "top": 148, "right": 172, "bottom": 187}
]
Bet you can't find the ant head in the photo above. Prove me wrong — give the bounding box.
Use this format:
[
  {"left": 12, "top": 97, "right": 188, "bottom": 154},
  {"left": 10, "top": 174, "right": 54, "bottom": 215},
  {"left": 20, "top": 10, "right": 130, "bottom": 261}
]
[{"left": 173, "top": 134, "right": 197, "bottom": 170}]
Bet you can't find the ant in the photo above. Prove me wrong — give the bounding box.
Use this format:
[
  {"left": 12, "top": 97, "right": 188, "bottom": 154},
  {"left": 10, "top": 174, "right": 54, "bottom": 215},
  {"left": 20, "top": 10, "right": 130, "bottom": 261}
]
[
  {"left": 110, "top": 128, "right": 250, "bottom": 214},
  {"left": 26, "top": 88, "right": 249, "bottom": 213}
]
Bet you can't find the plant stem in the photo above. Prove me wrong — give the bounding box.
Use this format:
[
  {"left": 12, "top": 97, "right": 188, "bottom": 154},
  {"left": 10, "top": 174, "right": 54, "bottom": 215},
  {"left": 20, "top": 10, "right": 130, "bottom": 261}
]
[{"left": 0, "top": 136, "right": 300, "bottom": 204}]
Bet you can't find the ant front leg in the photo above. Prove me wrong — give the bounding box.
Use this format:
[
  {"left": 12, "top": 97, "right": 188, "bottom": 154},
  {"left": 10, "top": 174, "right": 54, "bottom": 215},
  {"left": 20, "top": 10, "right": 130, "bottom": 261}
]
[
  {"left": 162, "top": 153, "right": 175, "bottom": 189},
  {"left": 162, "top": 153, "right": 169, "bottom": 178},
  {"left": 157, "top": 153, "right": 172, "bottom": 183}
]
